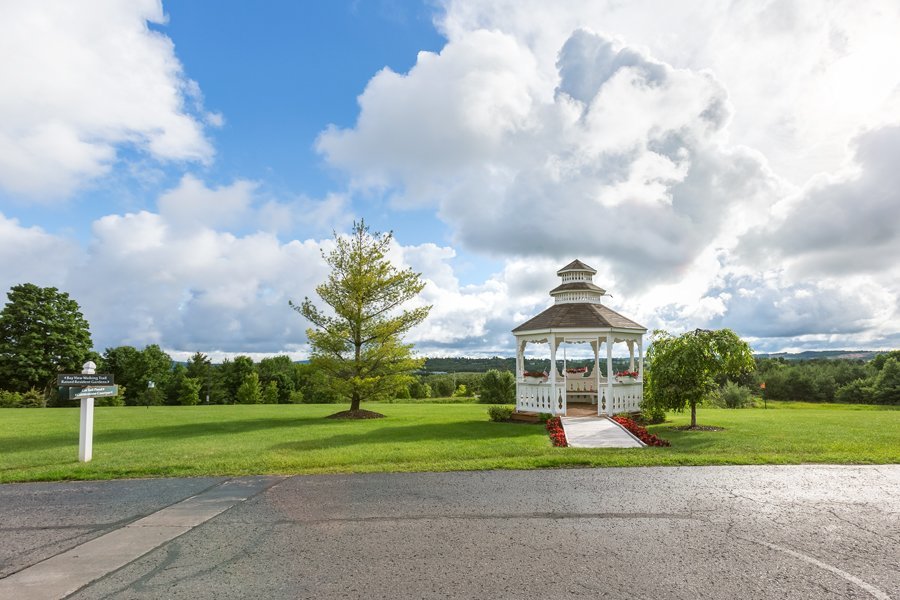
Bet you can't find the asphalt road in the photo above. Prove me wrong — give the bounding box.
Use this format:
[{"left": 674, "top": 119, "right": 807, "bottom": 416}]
[{"left": 1, "top": 466, "right": 898, "bottom": 599}]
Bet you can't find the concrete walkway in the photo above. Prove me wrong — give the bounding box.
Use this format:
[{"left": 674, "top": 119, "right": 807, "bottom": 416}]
[
  {"left": 561, "top": 416, "right": 645, "bottom": 448},
  {"left": 0, "top": 476, "right": 282, "bottom": 600}
]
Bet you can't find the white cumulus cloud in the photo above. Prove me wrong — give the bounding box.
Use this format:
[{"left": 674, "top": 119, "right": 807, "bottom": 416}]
[{"left": 0, "top": 0, "right": 215, "bottom": 199}]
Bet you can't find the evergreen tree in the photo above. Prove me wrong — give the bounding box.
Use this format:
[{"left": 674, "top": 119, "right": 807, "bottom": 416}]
[{"left": 291, "top": 220, "right": 431, "bottom": 415}]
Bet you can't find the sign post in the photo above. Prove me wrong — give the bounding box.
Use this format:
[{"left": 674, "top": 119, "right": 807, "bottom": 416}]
[
  {"left": 59, "top": 367, "right": 116, "bottom": 462},
  {"left": 78, "top": 361, "right": 96, "bottom": 462}
]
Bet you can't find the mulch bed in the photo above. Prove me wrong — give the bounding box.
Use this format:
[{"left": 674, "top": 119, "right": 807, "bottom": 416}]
[
  {"left": 669, "top": 425, "right": 724, "bottom": 431},
  {"left": 326, "top": 409, "right": 385, "bottom": 420}
]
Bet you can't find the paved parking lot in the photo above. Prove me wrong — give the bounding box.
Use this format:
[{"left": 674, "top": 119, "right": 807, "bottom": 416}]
[{"left": 1, "top": 465, "right": 898, "bottom": 599}]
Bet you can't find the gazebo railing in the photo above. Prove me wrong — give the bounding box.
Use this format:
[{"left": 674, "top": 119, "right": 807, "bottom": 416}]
[
  {"left": 602, "top": 382, "right": 643, "bottom": 415},
  {"left": 516, "top": 382, "right": 565, "bottom": 414},
  {"left": 517, "top": 380, "right": 642, "bottom": 416}
]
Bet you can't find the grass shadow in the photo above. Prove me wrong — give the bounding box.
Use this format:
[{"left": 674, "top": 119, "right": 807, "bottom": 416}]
[
  {"left": 0, "top": 415, "right": 337, "bottom": 455},
  {"left": 269, "top": 419, "right": 542, "bottom": 453}
]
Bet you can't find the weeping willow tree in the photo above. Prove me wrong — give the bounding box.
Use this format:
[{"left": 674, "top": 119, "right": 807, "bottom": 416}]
[
  {"left": 645, "top": 328, "right": 755, "bottom": 427},
  {"left": 291, "top": 221, "right": 431, "bottom": 417}
]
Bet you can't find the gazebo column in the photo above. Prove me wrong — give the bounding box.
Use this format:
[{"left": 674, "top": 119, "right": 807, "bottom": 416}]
[
  {"left": 638, "top": 338, "right": 644, "bottom": 380},
  {"left": 549, "top": 334, "right": 558, "bottom": 414},
  {"left": 604, "top": 334, "right": 613, "bottom": 416},
  {"left": 627, "top": 340, "right": 635, "bottom": 372},
  {"left": 514, "top": 339, "right": 525, "bottom": 413},
  {"left": 516, "top": 339, "right": 527, "bottom": 379},
  {"left": 592, "top": 340, "right": 600, "bottom": 407}
]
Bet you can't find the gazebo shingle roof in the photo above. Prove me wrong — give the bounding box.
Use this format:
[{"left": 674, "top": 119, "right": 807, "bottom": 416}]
[
  {"left": 512, "top": 303, "right": 645, "bottom": 333},
  {"left": 556, "top": 259, "right": 596, "bottom": 275}
]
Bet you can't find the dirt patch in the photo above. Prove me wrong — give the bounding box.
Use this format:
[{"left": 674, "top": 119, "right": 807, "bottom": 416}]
[
  {"left": 326, "top": 409, "right": 385, "bottom": 420},
  {"left": 669, "top": 425, "right": 725, "bottom": 431}
]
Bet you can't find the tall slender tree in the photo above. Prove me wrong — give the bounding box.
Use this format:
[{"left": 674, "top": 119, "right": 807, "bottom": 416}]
[
  {"left": 0, "top": 283, "right": 92, "bottom": 395},
  {"left": 291, "top": 220, "right": 431, "bottom": 417}
]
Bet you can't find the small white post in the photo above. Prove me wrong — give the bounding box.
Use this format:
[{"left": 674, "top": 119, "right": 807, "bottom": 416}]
[{"left": 79, "top": 361, "right": 96, "bottom": 462}]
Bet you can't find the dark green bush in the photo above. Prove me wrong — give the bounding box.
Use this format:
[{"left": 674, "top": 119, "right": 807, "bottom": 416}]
[
  {"left": 834, "top": 379, "right": 876, "bottom": 404},
  {"left": 709, "top": 381, "right": 754, "bottom": 408},
  {"left": 0, "top": 388, "right": 44, "bottom": 408},
  {"left": 0, "top": 390, "right": 23, "bottom": 408},
  {"left": 479, "top": 369, "right": 515, "bottom": 404},
  {"left": 487, "top": 405, "right": 514, "bottom": 422}
]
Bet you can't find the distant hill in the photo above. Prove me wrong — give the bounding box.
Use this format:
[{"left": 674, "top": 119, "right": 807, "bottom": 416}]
[
  {"left": 421, "top": 356, "right": 633, "bottom": 374},
  {"left": 754, "top": 350, "right": 888, "bottom": 361},
  {"left": 421, "top": 350, "right": 891, "bottom": 373}
]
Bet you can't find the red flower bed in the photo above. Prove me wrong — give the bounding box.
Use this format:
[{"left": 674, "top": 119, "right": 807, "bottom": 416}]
[
  {"left": 546, "top": 416, "right": 567, "bottom": 447},
  {"left": 615, "top": 370, "right": 639, "bottom": 378},
  {"left": 611, "top": 415, "right": 670, "bottom": 447}
]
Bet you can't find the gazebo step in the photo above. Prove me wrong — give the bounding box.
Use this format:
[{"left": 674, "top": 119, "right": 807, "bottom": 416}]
[{"left": 510, "top": 411, "right": 542, "bottom": 423}]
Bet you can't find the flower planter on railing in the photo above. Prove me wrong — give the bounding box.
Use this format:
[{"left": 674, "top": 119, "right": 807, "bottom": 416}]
[{"left": 614, "top": 370, "right": 639, "bottom": 384}]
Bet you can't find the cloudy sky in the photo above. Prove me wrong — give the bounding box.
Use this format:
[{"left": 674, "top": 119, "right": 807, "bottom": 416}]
[{"left": 2, "top": 0, "right": 899, "bottom": 360}]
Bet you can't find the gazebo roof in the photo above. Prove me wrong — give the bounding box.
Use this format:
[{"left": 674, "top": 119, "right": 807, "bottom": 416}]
[
  {"left": 548, "top": 281, "right": 606, "bottom": 295},
  {"left": 512, "top": 302, "right": 645, "bottom": 333},
  {"left": 556, "top": 259, "right": 596, "bottom": 275},
  {"left": 513, "top": 258, "right": 646, "bottom": 334}
]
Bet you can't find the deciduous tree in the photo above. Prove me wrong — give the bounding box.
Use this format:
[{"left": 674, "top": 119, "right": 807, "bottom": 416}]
[
  {"left": 645, "top": 328, "right": 755, "bottom": 427},
  {"left": 0, "top": 283, "right": 92, "bottom": 395},
  {"left": 291, "top": 220, "right": 431, "bottom": 416}
]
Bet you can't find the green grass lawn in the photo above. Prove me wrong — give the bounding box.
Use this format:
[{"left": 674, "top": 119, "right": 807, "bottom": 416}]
[{"left": 1, "top": 402, "right": 898, "bottom": 483}]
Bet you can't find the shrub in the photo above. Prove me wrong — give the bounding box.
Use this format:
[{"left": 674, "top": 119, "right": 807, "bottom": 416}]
[
  {"left": 487, "top": 405, "right": 514, "bottom": 422},
  {"left": 18, "top": 388, "right": 45, "bottom": 408},
  {"left": 0, "top": 389, "right": 23, "bottom": 408},
  {"left": 451, "top": 384, "right": 472, "bottom": 398},
  {"left": 709, "top": 381, "right": 754, "bottom": 408},
  {"left": 479, "top": 369, "right": 515, "bottom": 404},
  {"left": 288, "top": 390, "right": 305, "bottom": 404},
  {"left": 641, "top": 401, "right": 666, "bottom": 424}
]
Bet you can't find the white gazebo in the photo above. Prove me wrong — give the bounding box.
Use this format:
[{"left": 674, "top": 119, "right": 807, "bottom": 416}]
[{"left": 512, "top": 260, "right": 647, "bottom": 416}]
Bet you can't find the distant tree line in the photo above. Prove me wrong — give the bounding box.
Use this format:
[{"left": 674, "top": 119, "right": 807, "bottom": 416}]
[
  {"left": 422, "top": 356, "right": 635, "bottom": 374},
  {"left": 2, "top": 283, "right": 897, "bottom": 409},
  {"left": 756, "top": 352, "right": 900, "bottom": 405}
]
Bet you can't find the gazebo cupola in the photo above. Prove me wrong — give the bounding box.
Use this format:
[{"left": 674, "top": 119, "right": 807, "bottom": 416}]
[
  {"left": 512, "top": 259, "right": 647, "bottom": 417},
  {"left": 551, "top": 260, "right": 606, "bottom": 304}
]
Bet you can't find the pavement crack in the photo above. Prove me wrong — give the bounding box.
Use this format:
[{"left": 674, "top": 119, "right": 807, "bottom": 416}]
[{"left": 825, "top": 508, "right": 898, "bottom": 543}]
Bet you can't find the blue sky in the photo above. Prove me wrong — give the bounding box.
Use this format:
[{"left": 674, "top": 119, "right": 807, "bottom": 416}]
[{"left": 1, "top": 0, "right": 899, "bottom": 360}]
